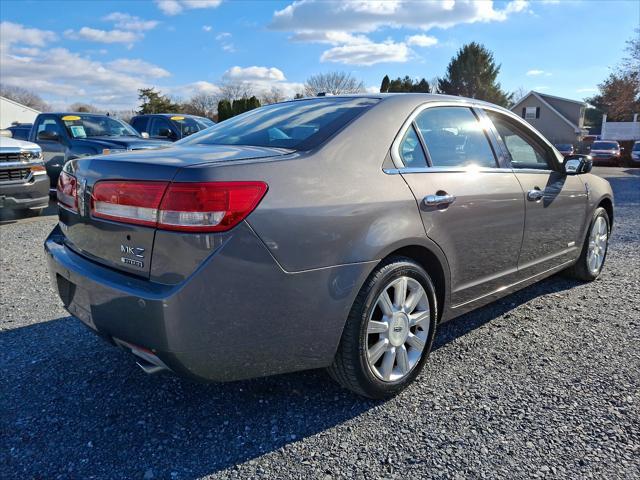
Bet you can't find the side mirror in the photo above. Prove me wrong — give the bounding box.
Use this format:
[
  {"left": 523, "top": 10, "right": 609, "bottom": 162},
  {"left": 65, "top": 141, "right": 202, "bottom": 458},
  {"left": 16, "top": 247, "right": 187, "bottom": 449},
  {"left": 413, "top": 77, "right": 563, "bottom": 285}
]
[
  {"left": 38, "top": 130, "right": 60, "bottom": 141},
  {"left": 0, "top": 129, "right": 12, "bottom": 138},
  {"left": 140, "top": 132, "right": 150, "bottom": 139},
  {"left": 564, "top": 154, "right": 592, "bottom": 175}
]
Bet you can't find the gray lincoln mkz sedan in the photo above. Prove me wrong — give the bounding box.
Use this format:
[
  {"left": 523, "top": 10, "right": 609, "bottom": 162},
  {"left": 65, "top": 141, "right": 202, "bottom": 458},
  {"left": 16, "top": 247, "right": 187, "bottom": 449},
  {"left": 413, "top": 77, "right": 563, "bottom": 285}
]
[{"left": 45, "top": 94, "right": 613, "bottom": 398}]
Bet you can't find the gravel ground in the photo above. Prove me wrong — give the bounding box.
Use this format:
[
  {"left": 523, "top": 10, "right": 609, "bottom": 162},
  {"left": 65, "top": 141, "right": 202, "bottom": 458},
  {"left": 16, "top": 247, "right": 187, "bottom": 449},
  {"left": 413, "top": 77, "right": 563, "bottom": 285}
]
[{"left": 1, "top": 168, "right": 639, "bottom": 480}]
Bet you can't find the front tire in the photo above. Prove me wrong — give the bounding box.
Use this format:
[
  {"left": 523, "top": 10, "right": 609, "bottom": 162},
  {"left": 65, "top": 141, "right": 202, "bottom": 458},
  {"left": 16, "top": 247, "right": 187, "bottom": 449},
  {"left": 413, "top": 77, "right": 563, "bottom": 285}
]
[
  {"left": 328, "top": 256, "right": 438, "bottom": 399},
  {"left": 565, "top": 207, "right": 610, "bottom": 281}
]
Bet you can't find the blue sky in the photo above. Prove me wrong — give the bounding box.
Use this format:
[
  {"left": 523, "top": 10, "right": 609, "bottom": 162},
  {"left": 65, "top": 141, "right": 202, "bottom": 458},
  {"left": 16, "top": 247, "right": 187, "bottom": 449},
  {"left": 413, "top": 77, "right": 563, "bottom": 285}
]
[{"left": 1, "top": 0, "right": 638, "bottom": 111}]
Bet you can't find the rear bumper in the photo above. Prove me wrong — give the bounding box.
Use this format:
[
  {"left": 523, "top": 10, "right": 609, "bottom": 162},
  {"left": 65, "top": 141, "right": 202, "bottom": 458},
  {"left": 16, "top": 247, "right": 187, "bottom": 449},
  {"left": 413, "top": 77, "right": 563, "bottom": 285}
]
[
  {"left": 45, "top": 223, "right": 374, "bottom": 382},
  {"left": 0, "top": 174, "right": 49, "bottom": 210}
]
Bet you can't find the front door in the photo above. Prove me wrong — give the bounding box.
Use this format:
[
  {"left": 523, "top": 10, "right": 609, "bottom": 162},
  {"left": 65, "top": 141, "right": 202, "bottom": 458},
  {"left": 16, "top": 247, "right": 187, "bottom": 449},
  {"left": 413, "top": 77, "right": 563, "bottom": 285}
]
[
  {"left": 396, "top": 106, "right": 525, "bottom": 307},
  {"left": 484, "top": 110, "right": 588, "bottom": 275},
  {"left": 34, "top": 115, "right": 67, "bottom": 189}
]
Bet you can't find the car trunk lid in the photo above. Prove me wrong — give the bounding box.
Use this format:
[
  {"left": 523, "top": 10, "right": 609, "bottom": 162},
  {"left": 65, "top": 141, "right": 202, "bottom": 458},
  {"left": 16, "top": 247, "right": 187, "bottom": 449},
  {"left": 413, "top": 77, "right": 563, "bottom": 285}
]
[{"left": 58, "top": 145, "right": 289, "bottom": 278}]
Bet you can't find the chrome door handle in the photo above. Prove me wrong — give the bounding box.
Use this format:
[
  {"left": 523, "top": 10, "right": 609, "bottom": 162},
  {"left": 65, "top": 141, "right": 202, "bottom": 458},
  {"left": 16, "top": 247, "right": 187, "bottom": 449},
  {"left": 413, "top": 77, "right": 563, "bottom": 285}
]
[
  {"left": 423, "top": 193, "right": 456, "bottom": 206},
  {"left": 527, "top": 188, "right": 544, "bottom": 201}
]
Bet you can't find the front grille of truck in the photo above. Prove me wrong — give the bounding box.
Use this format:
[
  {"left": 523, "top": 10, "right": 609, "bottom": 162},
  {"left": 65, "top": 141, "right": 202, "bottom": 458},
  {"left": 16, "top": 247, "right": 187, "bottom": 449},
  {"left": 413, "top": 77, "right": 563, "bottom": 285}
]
[
  {"left": 0, "top": 168, "right": 31, "bottom": 182},
  {"left": 0, "top": 152, "right": 22, "bottom": 162}
]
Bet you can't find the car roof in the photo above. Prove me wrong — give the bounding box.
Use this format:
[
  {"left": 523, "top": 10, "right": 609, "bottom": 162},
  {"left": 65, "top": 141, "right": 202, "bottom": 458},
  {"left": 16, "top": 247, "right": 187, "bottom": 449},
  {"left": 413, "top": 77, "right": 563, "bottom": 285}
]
[{"left": 288, "top": 92, "right": 514, "bottom": 114}]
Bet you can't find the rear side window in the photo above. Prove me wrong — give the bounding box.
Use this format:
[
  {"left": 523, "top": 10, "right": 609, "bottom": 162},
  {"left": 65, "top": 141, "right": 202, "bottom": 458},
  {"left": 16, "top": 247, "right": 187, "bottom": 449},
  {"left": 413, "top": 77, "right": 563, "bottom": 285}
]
[
  {"left": 413, "top": 107, "right": 497, "bottom": 168},
  {"left": 399, "top": 126, "right": 428, "bottom": 168},
  {"left": 131, "top": 117, "right": 149, "bottom": 133},
  {"left": 486, "top": 111, "right": 552, "bottom": 170},
  {"left": 178, "top": 97, "right": 379, "bottom": 150}
]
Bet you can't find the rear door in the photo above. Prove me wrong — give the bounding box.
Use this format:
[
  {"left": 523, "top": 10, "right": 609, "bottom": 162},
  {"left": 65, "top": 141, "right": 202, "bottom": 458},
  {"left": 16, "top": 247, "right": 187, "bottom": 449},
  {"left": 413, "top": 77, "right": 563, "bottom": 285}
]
[
  {"left": 394, "top": 105, "right": 525, "bottom": 307},
  {"left": 483, "top": 109, "right": 588, "bottom": 275}
]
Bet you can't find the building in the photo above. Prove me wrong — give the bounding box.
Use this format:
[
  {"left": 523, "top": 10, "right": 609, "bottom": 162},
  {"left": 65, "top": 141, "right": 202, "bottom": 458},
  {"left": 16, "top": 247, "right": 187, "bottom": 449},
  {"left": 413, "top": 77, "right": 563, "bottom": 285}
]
[
  {"left": 510, "top": 91, "right": 588, "bottom": 146},
  {"left": 0, "top": 96, "right": 40, "bottom": 129},
  {"left": 601, "top": 114, "right": 640, "bottom": 141}
]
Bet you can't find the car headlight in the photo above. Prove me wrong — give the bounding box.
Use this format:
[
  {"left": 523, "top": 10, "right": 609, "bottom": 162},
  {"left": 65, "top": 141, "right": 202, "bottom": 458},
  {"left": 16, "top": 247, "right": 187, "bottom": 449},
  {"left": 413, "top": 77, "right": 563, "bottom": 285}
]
[{"left": 22, "top": 149, "right": 43, "bottom": 161}]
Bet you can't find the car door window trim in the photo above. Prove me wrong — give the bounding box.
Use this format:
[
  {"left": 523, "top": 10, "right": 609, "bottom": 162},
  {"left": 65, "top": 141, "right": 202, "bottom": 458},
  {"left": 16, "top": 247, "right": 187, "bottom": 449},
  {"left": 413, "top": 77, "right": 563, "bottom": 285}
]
[{"left": 389, "top": 102, "right": 505, "bottom": 173}]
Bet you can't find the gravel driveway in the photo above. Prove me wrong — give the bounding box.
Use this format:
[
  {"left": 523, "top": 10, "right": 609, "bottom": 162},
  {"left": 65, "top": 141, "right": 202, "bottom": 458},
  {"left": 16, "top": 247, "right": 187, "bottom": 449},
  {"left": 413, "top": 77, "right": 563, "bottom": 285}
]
[{"left": 1, "top": 168, "right": 638, "bottom": 480}]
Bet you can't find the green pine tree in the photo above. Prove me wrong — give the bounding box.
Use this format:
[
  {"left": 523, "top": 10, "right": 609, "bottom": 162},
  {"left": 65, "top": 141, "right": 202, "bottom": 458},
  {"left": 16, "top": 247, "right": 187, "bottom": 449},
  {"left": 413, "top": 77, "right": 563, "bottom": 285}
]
[{"left": 438, "top": 42, "right": 512, "bottom": 106}]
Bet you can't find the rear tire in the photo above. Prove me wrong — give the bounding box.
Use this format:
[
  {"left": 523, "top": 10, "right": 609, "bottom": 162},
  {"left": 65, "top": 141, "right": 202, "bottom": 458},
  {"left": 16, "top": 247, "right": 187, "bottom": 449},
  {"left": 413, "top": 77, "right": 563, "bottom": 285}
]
[
  {"left": 565, "top": 207, "right": 610, "bottom": 281},
  {"left": 328, "top": 256, "right": 438, "bottom": 399}
]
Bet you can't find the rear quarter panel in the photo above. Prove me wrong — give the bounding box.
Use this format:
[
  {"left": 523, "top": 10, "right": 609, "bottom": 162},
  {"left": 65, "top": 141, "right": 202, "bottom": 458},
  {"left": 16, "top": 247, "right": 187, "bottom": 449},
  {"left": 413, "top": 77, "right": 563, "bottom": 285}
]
[{"left": 172, "top": 97, "right": 428, "bottom": 272}]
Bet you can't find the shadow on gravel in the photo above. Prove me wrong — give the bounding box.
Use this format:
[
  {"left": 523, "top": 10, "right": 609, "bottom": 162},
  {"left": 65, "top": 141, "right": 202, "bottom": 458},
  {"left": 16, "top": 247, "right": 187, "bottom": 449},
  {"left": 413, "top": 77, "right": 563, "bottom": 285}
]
[
  {"left": 0, "top": 274, "right": 582, "bottom": 479},
  {"left": 0, "top": 198, "right": 57, "bottom": 225}
]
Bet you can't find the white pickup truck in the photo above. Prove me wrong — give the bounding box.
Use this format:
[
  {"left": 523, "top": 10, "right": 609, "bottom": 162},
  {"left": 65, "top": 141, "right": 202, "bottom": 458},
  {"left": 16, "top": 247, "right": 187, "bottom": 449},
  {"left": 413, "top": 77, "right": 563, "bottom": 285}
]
[{"left": 0, "top": 133, "right": 50, "bottom": 216}]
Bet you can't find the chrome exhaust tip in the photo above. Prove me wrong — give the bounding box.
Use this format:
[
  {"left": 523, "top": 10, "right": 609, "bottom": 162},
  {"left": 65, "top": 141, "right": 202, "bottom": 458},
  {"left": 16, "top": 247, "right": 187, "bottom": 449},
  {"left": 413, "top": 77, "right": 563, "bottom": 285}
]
[{"left": 113, "top": 338, "right": 170, "bottom": 375}]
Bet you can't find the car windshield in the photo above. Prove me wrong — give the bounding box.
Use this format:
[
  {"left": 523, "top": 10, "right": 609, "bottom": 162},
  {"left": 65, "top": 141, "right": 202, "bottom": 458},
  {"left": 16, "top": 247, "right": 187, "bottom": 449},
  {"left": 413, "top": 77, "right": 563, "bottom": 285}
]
[
  {"left": 633, "top": 143, "right": 640, "bottom": 151},
  {"left": 592, "top": 141, "right": 618, "bottom": 150},
  {"left": 60, "top": 114, "right": 140, "bottom": 139},
  {"left": 169, "top": 116, "right": 214, "bottom": 137},
  {"left": 177, "top": 97, "right": 379, "bottom": 150},
  {"left": 555, "top": 144, "right": 572, "bottom": 150}
]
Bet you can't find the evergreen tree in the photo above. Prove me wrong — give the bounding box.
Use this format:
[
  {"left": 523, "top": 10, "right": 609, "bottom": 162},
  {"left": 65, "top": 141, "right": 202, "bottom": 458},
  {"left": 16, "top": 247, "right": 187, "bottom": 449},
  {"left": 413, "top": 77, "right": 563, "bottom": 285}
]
[
  {"left": 217, "top": 99, "right": 232, "bottom": 121},
  {"left": 438, "top": 42, "right": 511, "bottom": 106},
  {"left": 137, "top": 88, "right": 179, "bottom": 114},
  {"left": 380, "top": 75, "right": 390, "bottom": 93}
]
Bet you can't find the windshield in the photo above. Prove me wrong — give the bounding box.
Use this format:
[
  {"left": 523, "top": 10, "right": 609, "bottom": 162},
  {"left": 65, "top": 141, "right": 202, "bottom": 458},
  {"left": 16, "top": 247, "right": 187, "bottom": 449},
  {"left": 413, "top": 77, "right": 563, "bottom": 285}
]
[
  {"left": 170, "top": 116, "right": 214, "bottom": 138},
  {"left": 177, "top": 97, "right": 379, "bottom": 150},
  {"left": 60, "top": 114, "right": 140, "bottom": 139},
  {"left": 633, "top": 143, "right": 640, "bottom": 151},
  {"left": 592, "top": 141, "right": 618, "bottom": 150},
  {"left": 555, "top": 144, "right": 572, "bottom": 150}
]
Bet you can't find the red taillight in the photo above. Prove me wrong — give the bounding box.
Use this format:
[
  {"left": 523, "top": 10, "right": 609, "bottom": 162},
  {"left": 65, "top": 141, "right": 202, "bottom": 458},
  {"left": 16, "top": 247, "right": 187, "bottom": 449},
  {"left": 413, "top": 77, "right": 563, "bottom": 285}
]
[
  {"left": 57, "top": 171, "right": 78, "bottom": 212},
  {"left": 91, "top": 181, "right": 169, "bottom": 227},
  {"left": 90, "top": 180, "right": 267, "bottom": 232}
]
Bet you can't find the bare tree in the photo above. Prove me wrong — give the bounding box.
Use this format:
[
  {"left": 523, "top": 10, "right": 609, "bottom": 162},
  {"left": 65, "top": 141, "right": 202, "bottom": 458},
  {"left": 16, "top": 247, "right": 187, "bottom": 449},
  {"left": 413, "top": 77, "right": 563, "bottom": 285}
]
[
  {"left": 261, "top": 86, "right": 286, "bottom": 105},
  {"left": 220, "top": 82, "right": 253, "bottom": 101},
  {"left": 184, "top": 92, "right": 219, "bottom": 118},
  {"left": 511, "top": 86, "right": 529, "bottom": 105},
  {"left": 0, "top": 84, "right": 50, "bottom": 111},
  {"left": 304, "top": 72, "right": 365, "bottom": 96},
  {"left": 68, "top": 102, "right": 99, "bottom": 113}
]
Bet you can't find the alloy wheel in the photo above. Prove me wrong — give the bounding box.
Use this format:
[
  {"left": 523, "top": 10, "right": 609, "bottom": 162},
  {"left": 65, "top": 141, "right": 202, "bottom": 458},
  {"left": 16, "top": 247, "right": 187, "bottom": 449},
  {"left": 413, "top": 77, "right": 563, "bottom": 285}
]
[
  {"left": 366, "top": 276, "right": 430, "bottom": 382},
  {"left": 587, "top": 216, "right": 608, "bottom": 275}
]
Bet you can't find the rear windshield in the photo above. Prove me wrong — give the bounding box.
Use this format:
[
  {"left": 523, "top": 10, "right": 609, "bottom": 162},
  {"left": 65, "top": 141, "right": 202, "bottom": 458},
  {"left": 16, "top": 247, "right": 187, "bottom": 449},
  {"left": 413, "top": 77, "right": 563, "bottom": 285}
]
[
  {"left": 177, "top": 97, "right": 379, "bottom": 150},
  {"left": 592, "top": 141, "right": 618, "bottom": 150}
]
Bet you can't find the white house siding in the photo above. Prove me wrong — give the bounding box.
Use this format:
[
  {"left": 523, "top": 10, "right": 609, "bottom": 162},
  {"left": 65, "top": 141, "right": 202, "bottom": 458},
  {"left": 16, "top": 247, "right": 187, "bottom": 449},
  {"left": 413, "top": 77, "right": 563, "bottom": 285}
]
[{"left": 0, "top": 96, "right": 40, "bottom": 128}]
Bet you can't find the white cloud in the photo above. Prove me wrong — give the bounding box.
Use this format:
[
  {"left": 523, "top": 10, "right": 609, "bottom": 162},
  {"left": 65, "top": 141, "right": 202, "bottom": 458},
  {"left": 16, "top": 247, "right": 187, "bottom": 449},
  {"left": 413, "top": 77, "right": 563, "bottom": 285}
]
[
  {"left": 103, "top": 12, "right": 159, "bottom": 31},
  {"left": 215, "top": 32, "right": 231, "bottom": 40},
  {"left": 271, "top": 1, "right": 526, "bottom": 65},
  {"left": 0, "top": 22, "right": 57, "bottom": 48},
  {"left": 1, "top": 37, "right": 173, "bottom": 110},
  {"left": 526, "top": 69, "right": 551, "bottom": 76},
  {"left": 65, "top": 27, "right": 140, "bottom": 45},
  {"left": 406, "top": 34, "right": 438, "bottom": 47},
  {"left": 215, "top": 32, "right": 234, "bottom": 52},
  {"left": 202, "top": 25, "right": 213, "bottom": 32},
  {"left": 109, "top": 59, "right": 171, "bottom": 78},
  {"left": 223, "top": 66, "right": 286, "bottom": 82},
  {"left": 271, "top": 0, "right": 529, "bottom": 33},
  {"left": 156, "top": 0, "right": 222, "bottom": 16},
  {"left": 220, "top": 65, "right": 303, "bottom": 98},
  {"left": 321, "top": 40, "right": 410, "bottom": 66}
]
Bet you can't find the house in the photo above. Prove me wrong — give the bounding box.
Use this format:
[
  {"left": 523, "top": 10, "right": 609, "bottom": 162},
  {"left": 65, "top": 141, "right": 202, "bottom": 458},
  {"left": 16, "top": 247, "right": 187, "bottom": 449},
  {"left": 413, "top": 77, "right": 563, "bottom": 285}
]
[
  {"left": 510, "top": 91, "right": 588, "bottom": 146},
  {"left": 0, "top": 96, "right": 40, "bottom": 129}
]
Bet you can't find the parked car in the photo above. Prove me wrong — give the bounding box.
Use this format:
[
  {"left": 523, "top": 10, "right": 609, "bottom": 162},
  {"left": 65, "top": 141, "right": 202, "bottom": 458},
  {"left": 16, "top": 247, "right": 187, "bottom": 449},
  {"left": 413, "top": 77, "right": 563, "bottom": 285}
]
[
  {"left": 554, "top": 143, "right": 575, "bottom": 157},
  {"left": 45, "top": 94, "right": 614, "bottom": 399},
  {"left": 0, "top": 132, "right": 49, "bottom": 216},
  {"left": 6, "top": 123, "right": 33, "bottom": 141},
  {"left": 631, "top": 141, "right": 640, "bottom": 165},
  {"left": 130, "top": 114, "right": 214, "bottom": 141},
  {"left": 589, "top": 140, "right": 622, "bottom": 166},
  {"left": 29, "top": 113, "right": 172, "bottom": 191}
]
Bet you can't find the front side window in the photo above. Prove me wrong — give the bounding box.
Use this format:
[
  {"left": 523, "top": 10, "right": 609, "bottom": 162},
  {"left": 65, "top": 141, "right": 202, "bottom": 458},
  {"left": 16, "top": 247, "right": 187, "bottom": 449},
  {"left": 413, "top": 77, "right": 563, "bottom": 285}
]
[
  {"left": 486, "top": 111, "right": 552, "bottom": 170},
  {"left": 59, "top": 115, "right": 139, "bottom": 139},
  {"left": 149, "top": 118, "right": 174, "bottom": 138},
  {"left": 178, "top": 97, "right": 378, "bottom": 150},
  {"left": 413, "top": 107, "right": 497, "bottom": 168}
]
